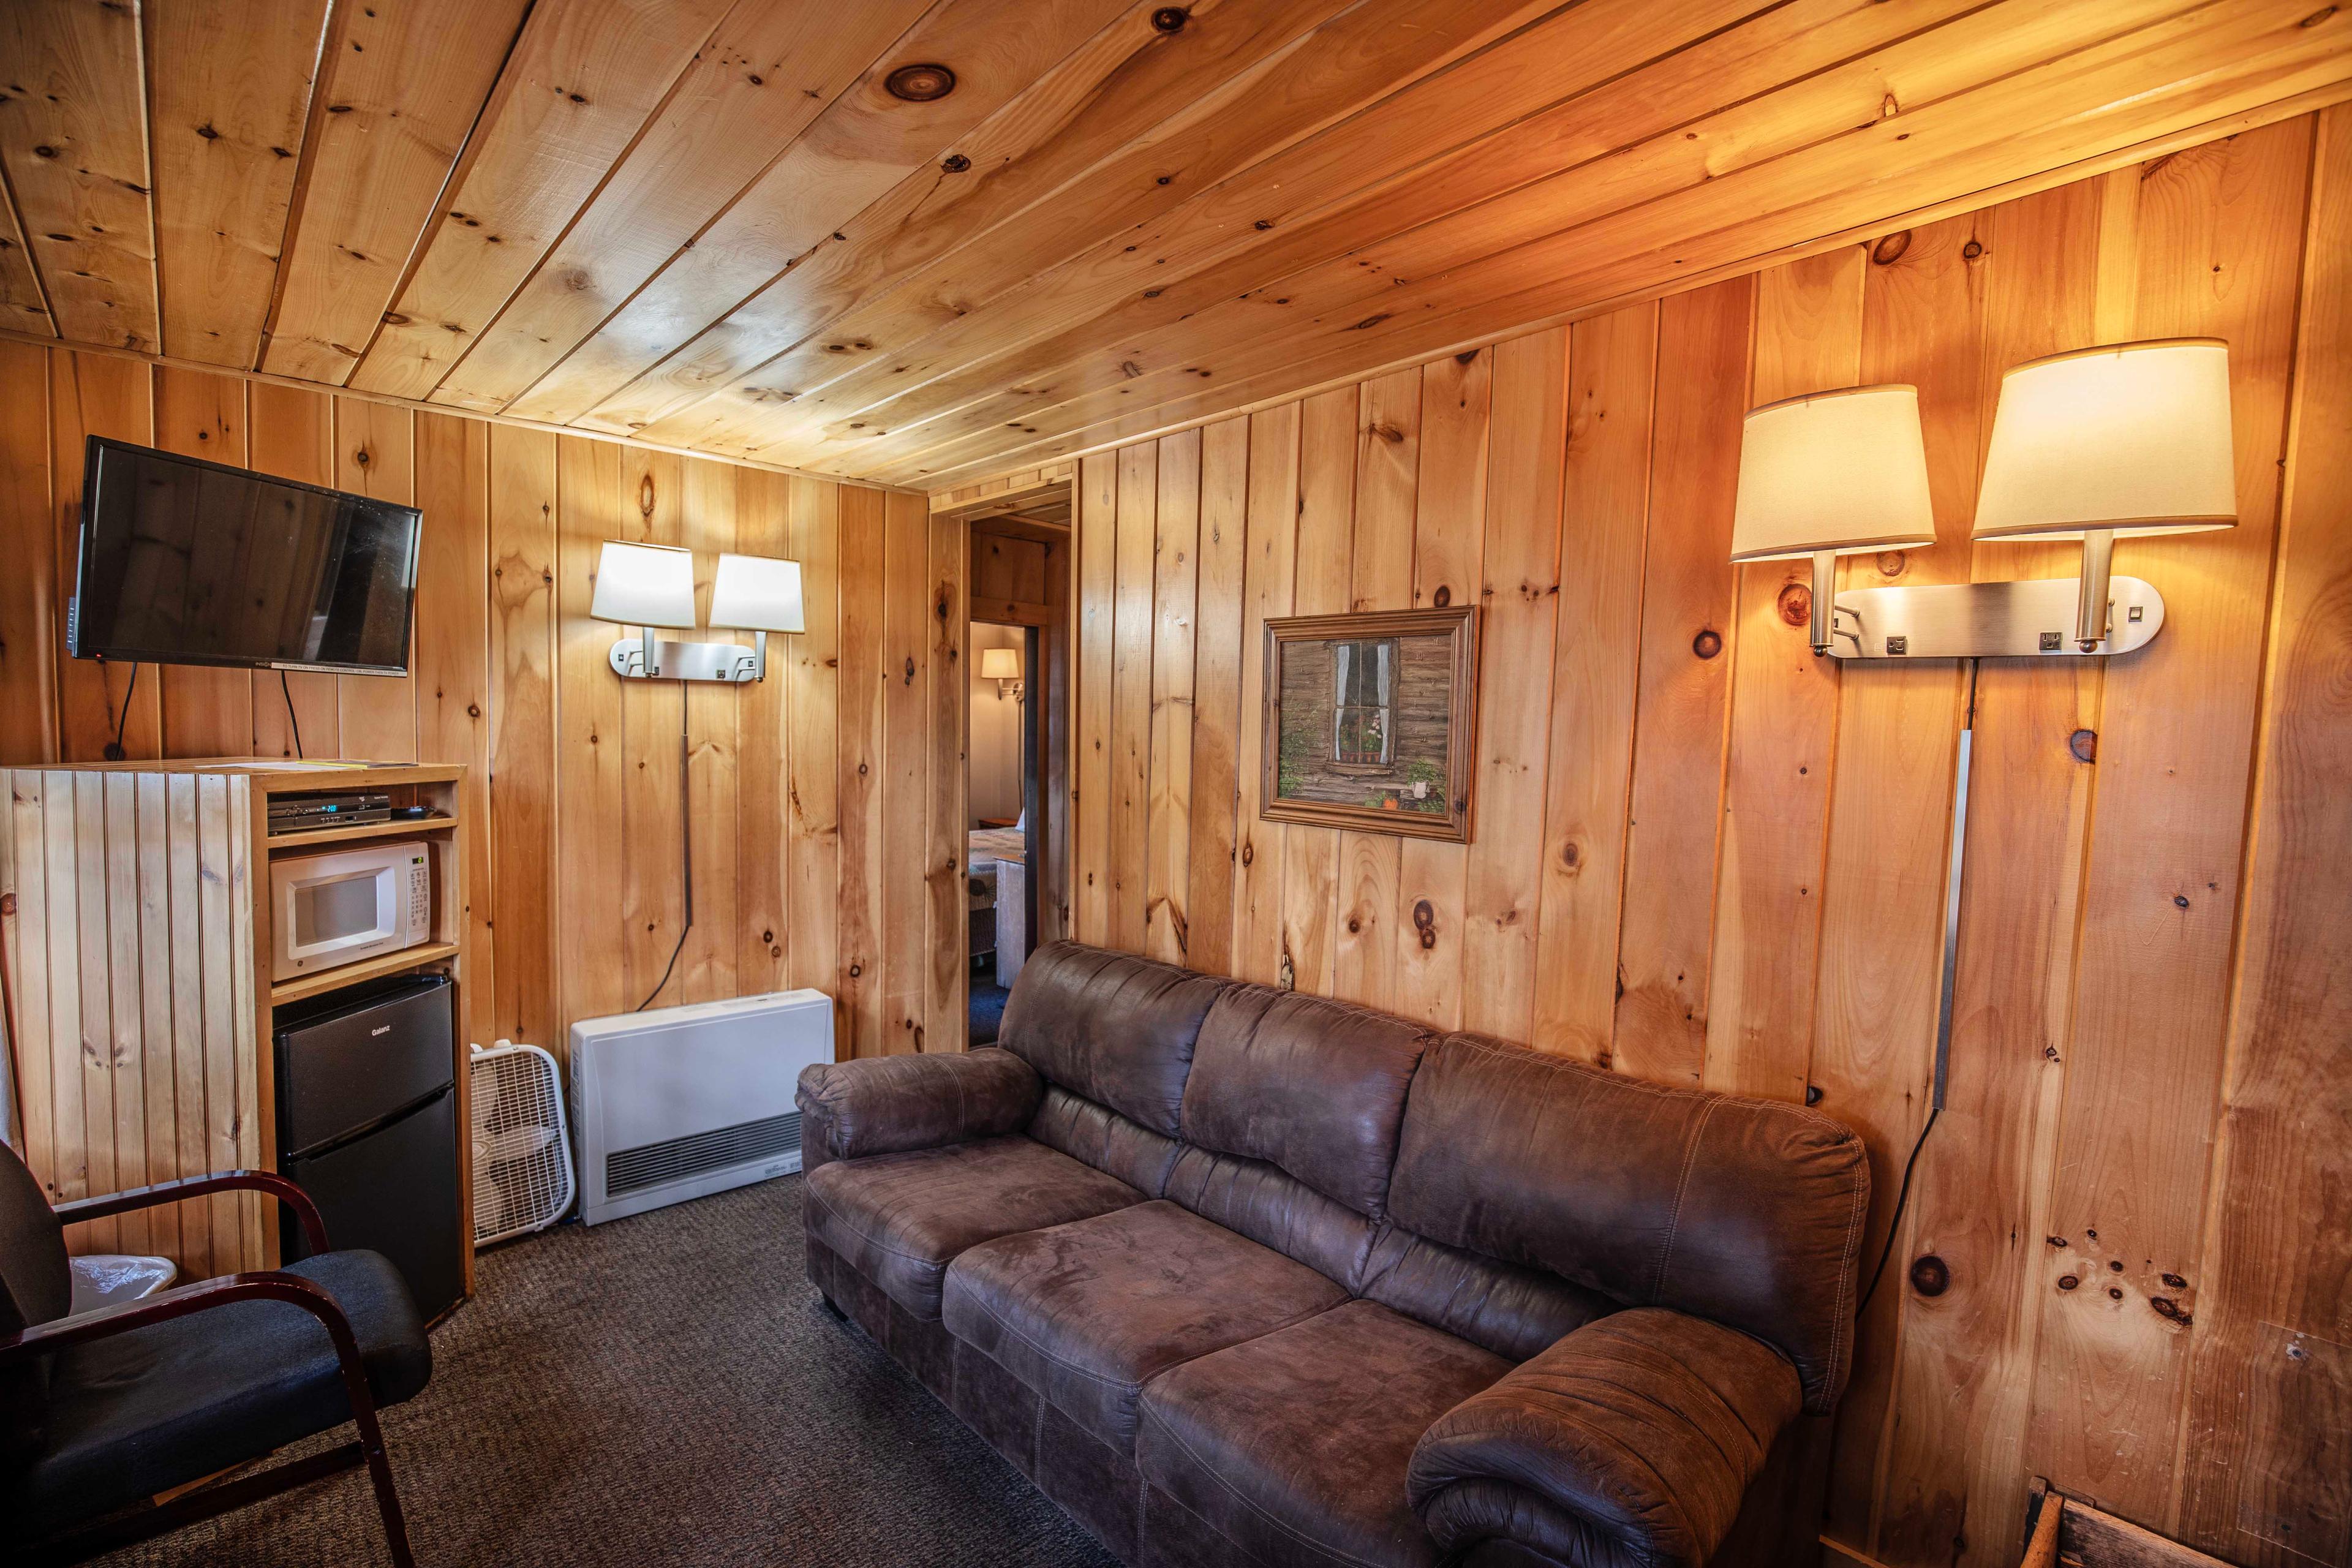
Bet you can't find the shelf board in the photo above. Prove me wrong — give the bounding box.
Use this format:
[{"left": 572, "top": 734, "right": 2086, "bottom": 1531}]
[
  {"left": 264, "top": 815, "right": 458, "bottom": 852},
  {"left": 270, "top": 941, "right": 460, "bottom": 1006}
]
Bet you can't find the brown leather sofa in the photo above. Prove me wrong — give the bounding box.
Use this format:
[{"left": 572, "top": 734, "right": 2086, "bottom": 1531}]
[{"left": 796, "top": 943, "right": 1869, "bottom": 1568}]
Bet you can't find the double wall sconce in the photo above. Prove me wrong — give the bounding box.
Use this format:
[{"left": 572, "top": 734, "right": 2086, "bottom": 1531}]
[
  {"left": 1730, "top": 338, "right": 2236, "bottom": 660},
  {"left": 980, "top": 646, "right": 1024, "bottom": 702},
  {"left": 589, "top": 541, "right": 805, "bottom": 682}
]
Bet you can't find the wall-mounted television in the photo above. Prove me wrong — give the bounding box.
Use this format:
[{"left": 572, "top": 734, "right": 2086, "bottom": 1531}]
[{"left": 69, "top": 435, "right": 421, "bottom": 676}]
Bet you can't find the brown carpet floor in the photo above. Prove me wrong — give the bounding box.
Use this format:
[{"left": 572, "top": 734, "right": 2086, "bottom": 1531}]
[{"left": 92, "top": 1175, "right": 1121, "bottom": 1568}]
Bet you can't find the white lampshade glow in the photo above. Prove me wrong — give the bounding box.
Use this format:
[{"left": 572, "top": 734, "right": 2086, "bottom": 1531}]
[
  {"left": 1730, "top": 384, "right": 1937, "bottom": 562},
  {"left": 1973, "top": 338, "right": 2236, "bottom": 542},
  {"left": 588, "top": 541, "right": 698, "bottom": 628},
  {"left": 979, "top": 647, "right": 1021, "bottom": 680},
  {"left": 708, "top": 553, "right": 806, "bottom": 633}
]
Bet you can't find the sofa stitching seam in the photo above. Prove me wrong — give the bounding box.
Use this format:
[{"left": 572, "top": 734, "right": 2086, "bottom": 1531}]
[
  {"left": 1823, "top": 1153, "right": 1870, "bottom": 1400},
  {"left": 1648, "top": 1100, "right": 1716, "bottom": 1304},
  {"left": 805, "top": 1188, "right": 948, "bottom": 1276},
  {"left": 1141, "top": 1407, "right": 1389, "bottom": 1568}
]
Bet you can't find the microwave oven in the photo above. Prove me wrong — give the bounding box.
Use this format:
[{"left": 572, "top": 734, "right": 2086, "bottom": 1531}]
[{"left": 270, "top": 841, "right": 434, "bottom": 982}]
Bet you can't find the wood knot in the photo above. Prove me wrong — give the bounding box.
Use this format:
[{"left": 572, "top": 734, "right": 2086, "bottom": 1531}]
[
  {"left": 2069, "top": 729, "right": 2097, "bottom": 763},
  {"left": 1151, "top": 6, "right": 1188, "bottom": 31},
  {"left": 1871, "top": 230, "right": 1912, "bottom": 266},
  {"left": 1909, "top": 1256, "right": 1950, "bottom": 1297},
  {"left": 1692, "top": 628, "right": 1722, "bottom": 660},
  {"left": 1776, "top": 582, "right": 1812, "bottom": 627},
  {"left": 941, "top": 153, "right": 970, "bottom": 173},
  {"left": 1875, "top": 550, "right": 1907, "bottom": 578},
  {"left": 1431, "top": 586, "right": 1450, "bottom": 608}
]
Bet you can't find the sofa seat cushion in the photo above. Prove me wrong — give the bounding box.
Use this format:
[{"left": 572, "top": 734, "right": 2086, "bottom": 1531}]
[
  {"left": 943, "top": 1199, "right": 1349, "bottom": 1450},
  {"left": 805, "top": 1135, "right": 1144, "bottom": 1322},
  {"left": 1138, "top": 1299, "right": 1510, "bottom": 1568}
]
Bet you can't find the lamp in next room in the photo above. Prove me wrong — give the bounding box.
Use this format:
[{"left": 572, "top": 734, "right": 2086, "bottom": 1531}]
[
  {"left": 589, "top": 540, "right": 698, "bottom": 677},
  {"left": 708, "top": 552, "right": 805, "bottom": 681},
  {"left": 1730, "top": 383, "right": 1937, "bottom": 656},
  {"left": 979, "top": 645, "right": 1023, "bottom": 703},
  {"left": 1973, "top": 337, "right": 2237, "bottom": 650}
]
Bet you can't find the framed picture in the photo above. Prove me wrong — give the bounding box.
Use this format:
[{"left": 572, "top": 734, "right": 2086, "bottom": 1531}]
[{"left": 1260, "top": 606, "right": 1479, "bottom": 842}]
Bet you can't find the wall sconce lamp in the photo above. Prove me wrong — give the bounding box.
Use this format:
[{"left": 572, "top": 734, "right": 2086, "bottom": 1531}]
[
  {"left": 1726, "top": 341, "right": 2236, "bottom": 1305},
  {"left": 1730, "top": 383, "right": 1938, "bottom": 656},
  {"left": 592, "top": 543, "right": 804, "bottom": 682},
  {"left": 980, "top": 645, "right": 1023, "bottom": 702},
  {"left": 1973, "top": 337, "right": 2236, "bottom": 651},
  {"left": 1732, "top": 340, "right": 2235, "bottom": 662}
]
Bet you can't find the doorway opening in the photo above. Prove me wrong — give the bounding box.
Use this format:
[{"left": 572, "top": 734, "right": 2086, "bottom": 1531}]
[{"left": 956, "top": 481, "right": 1072, "bottom": 1046}]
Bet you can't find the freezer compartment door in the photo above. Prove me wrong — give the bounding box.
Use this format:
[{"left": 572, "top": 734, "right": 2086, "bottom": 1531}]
[
  {"left": 276, "top": 976, "right": 454, "bottom": 1155},
  {"left": 282, "top": 1085, "right": 463, "bottom": 1322}
]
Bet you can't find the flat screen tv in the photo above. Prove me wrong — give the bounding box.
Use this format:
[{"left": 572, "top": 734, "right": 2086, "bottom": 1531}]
[{"left": 70, "top": 435, "right": 421, "bottom": 676}]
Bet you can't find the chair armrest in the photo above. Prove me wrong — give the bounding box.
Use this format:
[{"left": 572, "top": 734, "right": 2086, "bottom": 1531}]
[
  {"left": 795, "top": 1048, "right": 1043, "bottom": 1171},
  {"left": 1407, "top": 1308, "right": 1805, "bottom": 1568},
  {"left": 54, "top": 1169, "right": 329, "bottom": 1254}
]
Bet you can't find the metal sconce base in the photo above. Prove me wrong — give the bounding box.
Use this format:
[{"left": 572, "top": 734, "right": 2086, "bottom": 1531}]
[
  {"left": 1825, "top": 575, "right": 2164, "bottom": 659},
  {"left": 608, "top": 637, "right": 763, "bottom": 682}
]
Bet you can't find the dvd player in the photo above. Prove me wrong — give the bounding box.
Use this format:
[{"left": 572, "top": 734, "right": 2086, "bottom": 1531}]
[{"left": 268, "top": 791, "right": 391, "bottom": 834}]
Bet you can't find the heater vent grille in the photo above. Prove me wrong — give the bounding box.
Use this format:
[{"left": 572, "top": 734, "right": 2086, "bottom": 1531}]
[{"left": 606, "top": 1111, "right": 800, "bottom": 1197}]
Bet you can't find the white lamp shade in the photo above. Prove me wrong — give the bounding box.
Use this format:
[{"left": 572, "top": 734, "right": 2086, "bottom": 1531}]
[
  {"left": 1730, "top": 383, "right": 1938, "bottom": 561},
  {"left": 979, "top": 646, "right": 1022, "bottom": 680},
  {"left": 708, "top": 552, "right": 806, "bottom": 633},
  {"left": 1973, "top": 338, "right": 2236, "bottom": 541},
  {"left": 589, "top": 540, "right": 697, "bottom": 627}
]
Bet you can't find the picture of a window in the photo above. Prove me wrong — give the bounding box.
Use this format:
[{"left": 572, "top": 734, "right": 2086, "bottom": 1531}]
[{"left": 1332, "top": 638, "right": 1396, "bottom": 768}]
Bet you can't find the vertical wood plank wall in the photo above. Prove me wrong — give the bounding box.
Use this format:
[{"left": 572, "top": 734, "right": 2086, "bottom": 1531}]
[
  {"left": 1064, "top": 114, "right": 2351, "bottom": 1568},
  {"left": 0, "top": 355, "right": 964, "bottom": 1094}
]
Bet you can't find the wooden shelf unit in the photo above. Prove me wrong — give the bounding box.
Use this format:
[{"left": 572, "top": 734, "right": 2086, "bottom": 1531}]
[{"left": 1, "top": 760, "right": 474, "bottom": 1297}]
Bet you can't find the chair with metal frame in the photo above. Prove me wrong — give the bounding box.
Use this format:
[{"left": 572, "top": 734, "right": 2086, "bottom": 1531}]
[{"left": 0, "top": 1139, "right": 430, "bottom": 1567}]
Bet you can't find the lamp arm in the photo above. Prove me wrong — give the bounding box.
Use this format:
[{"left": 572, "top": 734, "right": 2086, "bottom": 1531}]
[
  {"left": 2075, "top": 527, "right": 2115, "bottom": 652},
  {"left": 1809, "top": 549, "right": 1838, "bottom": 657}
]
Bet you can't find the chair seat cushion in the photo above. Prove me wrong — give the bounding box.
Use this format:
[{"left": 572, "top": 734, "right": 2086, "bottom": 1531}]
[
  {"left": 4, "top": 1249, "right": 431, "bottom": 1536},
  {"left": 1137, "top": 1299, "right": 1512, "bottom": 1568},
  {"left": 943, "top": 1199, "right": 1349, "bottom": 1451},
  {"left": 804, "top": 1134, "right": 1144, "bottom": 1322}
]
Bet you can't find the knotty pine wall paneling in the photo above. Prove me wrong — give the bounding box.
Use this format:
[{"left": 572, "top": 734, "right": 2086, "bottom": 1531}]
[
  {"left": 1061, "top": 113, "right": 2351, "bottom": 1568},
  {"left": 0, "top": 353, "right": 960, "bottom": 1082}
]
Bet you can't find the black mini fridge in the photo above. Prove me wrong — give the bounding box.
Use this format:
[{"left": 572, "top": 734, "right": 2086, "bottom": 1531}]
[{"left": 274, "top": 974, "right": 463, "bottom": 1321}]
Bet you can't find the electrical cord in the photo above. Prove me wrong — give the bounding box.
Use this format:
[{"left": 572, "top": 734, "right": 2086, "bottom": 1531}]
[
  {"left": 635, "top": 682, "right": 694, "bottom": 1011},
  {"left": 1856, "top": 1105, "right": 1940, "bottom": 1317},
  {"left": 102, "top": 662, "right": 138, "bottom": 761},
  {"left": 281, "top": 669, "right": 304, "bottom": 759}
]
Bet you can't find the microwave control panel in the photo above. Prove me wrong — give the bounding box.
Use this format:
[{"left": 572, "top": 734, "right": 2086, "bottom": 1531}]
[{"left": 407, "top": 853, "right": 432, "bottom": 938}]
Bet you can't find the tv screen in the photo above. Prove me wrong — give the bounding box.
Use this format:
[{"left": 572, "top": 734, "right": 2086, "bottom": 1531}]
[{"left": 70, "top": 435, "right": 421, "bottom": 675}]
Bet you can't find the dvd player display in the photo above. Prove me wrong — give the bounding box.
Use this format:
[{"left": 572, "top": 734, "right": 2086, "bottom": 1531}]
[{"left": 268, "top": 791, "right": 391, "bottom": 835}]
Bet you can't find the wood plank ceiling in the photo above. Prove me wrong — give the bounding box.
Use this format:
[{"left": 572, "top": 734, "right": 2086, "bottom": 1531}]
[{"left": 2, "top": 0, "right": 2346, "bottom": 492}]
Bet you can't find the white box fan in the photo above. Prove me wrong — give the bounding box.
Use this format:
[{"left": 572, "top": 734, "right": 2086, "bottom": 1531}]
[
  {"left": 568, "top": 990, "right": 834, "bottom": 1226},
  {"left": 469, "top": 1041, "right": 576, "bottom": 1245}
]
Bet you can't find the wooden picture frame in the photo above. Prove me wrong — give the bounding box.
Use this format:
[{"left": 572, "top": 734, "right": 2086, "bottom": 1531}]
[{"left": 1259, "top": 606, "right": 1479, "bottom": 842}]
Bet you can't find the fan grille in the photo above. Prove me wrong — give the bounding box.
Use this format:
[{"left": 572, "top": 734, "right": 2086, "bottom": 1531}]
[{"left": 470, "top": 1045, "right": 575, "bottom": 1245}]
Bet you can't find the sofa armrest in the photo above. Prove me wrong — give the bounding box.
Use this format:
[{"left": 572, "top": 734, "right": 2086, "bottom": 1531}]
[
  {"left": 1406, "top": 1307, "right": 1804, "bottom": 1568},
  {"left": 795, "top": 1048, "right": 1043, "bottom": 1172}
]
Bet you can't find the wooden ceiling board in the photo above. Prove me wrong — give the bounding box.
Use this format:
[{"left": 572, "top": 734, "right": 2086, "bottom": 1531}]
[
  {"left": 678, "top": 0, "right": 1780, "bottom": 465},
  {"left": 500, "top": 0, "right": 1137, "bottom": 429},
  {"left": 0, "top": 0, "right": 159, "bottom": 350},
  {"left": 143, "top": 0, "right": 329, "bottom": 366},
  {"left": 422, "top": 0, "right": 937, "bottom": 413},
  {"left": 624, "top": 0, "right": 1562, "bottom": 457},
  {"left": 347, "top": 0, "right": 737, "bottom": 400},
  {"left": 859, "top": 0, "right": 2352, "bottom": 484},
  {"left": 6, "top": 0, "right": 2346, "bottom": 489},
  {"left": 744, "top": 0, "right": 2002, "bottom": 470},
  {"left": 805, "top": 0, "right": 2187, "bottom": 475},
  {"left": 590, "top": 0, "right": 1366, "bottom": 448},
  {"left": 261, "top": 0, "right": 533, "bottom": 383}
]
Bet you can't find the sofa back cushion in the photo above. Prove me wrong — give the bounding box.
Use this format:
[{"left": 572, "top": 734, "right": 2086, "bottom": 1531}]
[
  {"left": 1389, "top": 1033, "right": 1869, "bottom": 1412},
  {"left": 1180, "top": 985, "right": 1430, "bottom": 1218},
  {"left": 998, "top": 943, "right": 1227, "bottom": 1138}
]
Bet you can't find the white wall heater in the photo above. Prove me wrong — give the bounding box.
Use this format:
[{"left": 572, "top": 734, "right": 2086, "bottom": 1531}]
[{"left": 568, "top": 990, "right": 834, "bottom": 1226}]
